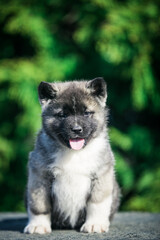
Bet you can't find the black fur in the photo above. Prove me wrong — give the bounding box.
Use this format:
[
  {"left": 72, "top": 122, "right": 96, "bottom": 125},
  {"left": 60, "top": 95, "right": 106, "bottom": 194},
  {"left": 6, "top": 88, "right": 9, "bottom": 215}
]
[{"left": 39, "top": 79, "right": 106, "bottom": 149}]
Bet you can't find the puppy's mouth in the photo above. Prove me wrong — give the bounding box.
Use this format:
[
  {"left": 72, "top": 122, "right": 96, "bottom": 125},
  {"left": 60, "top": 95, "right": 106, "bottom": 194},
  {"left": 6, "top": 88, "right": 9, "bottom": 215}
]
[{"left": 69, "top": 138, "right": 85, "bottom": 151}]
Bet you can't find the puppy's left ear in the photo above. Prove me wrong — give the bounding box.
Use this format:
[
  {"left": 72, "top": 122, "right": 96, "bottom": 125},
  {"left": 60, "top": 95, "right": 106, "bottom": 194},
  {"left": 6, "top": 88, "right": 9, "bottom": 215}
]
[
  {"left": 86, "top": 77, "right": 107, "bottom": 106},
  {"left": 38, "top": 81, "right": 57, "bottom": 106}
]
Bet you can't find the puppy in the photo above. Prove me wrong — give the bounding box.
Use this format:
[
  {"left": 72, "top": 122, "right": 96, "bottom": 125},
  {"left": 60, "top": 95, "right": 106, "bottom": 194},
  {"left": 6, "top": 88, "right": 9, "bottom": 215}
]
[{"left": 24, "top": 77, "right": 120, "bottom": 234}]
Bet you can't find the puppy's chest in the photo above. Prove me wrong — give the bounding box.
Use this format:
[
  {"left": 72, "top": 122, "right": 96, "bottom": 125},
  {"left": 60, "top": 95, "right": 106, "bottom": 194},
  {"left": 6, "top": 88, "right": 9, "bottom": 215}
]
[
  {"left": 52, "top": 168, "right": 91, "bottom": 206},
  {"left": 50, "top": 150, "right": 98, "bottom": 227}
]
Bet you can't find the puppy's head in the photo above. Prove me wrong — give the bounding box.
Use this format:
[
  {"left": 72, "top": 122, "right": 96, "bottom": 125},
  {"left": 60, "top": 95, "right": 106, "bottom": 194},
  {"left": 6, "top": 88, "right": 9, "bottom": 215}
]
[{"left": 38, "top": 78, "right": 107, "bottom": 150}]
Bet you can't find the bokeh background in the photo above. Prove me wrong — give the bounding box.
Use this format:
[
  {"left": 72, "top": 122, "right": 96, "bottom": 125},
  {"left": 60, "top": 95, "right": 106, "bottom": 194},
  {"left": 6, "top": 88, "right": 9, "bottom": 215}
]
[{"left": 0, "top": 0, "right": 160, "bottom": 212}]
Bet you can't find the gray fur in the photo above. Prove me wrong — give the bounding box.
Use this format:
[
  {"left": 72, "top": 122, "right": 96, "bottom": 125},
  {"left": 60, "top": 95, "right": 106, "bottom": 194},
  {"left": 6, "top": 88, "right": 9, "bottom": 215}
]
[{"left": 24, "top": 78, "right": 120, "bottom": 234}]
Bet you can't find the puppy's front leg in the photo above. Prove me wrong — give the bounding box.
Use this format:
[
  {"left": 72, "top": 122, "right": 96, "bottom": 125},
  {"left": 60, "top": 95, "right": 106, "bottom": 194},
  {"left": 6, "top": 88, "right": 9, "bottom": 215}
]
[
  {"left": 24, "top": 167, "right": 52, "bottom": 234},
  {"left": 24, "top": 210, "right": 51, "bottom": 234},
  {"left": 81, "top": 167, "right": 114, "bottom": 233}
]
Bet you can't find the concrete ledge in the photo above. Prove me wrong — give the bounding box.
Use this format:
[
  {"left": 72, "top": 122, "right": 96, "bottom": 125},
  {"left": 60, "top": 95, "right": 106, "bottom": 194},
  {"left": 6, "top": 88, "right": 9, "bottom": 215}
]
[{"left": 0, "top": 212, "right": 160, "bottom": 240}]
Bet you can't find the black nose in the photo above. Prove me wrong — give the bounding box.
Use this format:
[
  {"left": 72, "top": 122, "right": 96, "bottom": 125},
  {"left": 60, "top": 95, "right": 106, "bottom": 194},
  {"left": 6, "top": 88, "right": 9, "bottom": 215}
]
[{"left": 71, "top": 124, "right": 83, "bottom": 134}]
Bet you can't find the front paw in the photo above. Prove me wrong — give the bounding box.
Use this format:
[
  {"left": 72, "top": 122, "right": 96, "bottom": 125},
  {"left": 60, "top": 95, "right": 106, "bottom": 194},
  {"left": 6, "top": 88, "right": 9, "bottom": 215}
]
[
  {"left": 80, "top": 222, "right": 109, "bottom": 233},
  {"left": 24, "top": 224, "right": 52, "bottom": 234}
]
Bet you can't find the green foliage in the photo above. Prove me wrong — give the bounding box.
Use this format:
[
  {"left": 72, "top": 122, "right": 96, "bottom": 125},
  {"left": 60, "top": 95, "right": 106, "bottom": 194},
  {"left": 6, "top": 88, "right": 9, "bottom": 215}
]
[{"left": 0, "top": 0, "right": 160, "bottom": 212}]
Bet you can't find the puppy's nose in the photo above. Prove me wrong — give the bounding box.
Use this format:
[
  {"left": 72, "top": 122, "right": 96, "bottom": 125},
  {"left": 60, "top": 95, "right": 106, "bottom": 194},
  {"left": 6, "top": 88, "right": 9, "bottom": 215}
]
[{"left": 71, "top": 125, "right": 83, "bottom": 134}]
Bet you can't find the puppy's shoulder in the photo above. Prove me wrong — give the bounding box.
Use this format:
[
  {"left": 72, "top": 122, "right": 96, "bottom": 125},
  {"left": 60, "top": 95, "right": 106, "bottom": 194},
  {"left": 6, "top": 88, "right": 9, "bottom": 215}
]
[{"left": 29, "top": 129, "right": 58, "bottom": 169}]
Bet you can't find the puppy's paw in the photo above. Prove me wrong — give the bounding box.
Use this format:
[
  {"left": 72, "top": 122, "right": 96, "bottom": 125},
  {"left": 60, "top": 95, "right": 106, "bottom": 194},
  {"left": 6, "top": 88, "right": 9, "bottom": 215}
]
[
  {"left": 24, "top": 224, "right": 52, "bottom": 234},
  {"left": 80, "top": 222, "right": 109, "bottom": 233}
]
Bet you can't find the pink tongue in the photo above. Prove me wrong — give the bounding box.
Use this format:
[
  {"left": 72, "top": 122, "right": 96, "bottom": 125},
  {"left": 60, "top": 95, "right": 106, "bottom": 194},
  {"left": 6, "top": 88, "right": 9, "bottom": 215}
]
[{"left": 69, "top": 138, "right": 85, "bottom": 150}]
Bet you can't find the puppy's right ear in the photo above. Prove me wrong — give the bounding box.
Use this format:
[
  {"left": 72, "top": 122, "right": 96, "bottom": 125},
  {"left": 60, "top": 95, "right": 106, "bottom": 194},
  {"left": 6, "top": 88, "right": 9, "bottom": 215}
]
[{"left": 38, "top": 81, "right": 57, "bottom": 105}]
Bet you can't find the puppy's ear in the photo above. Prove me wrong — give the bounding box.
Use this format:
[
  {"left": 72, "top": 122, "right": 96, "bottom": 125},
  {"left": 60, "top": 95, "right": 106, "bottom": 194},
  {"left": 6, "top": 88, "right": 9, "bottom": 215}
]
[
  {"left": 38, "top": 81, "right": 57, "bottom": 105},
  {"left": 86, "top": 77, "right": 107, "bottom": 106}
]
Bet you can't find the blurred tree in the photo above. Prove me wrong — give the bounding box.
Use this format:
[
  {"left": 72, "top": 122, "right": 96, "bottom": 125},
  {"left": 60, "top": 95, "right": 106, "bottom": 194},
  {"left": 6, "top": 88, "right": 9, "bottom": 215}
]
[{"left": 0, "top": 0, "right": 160, "bottom": 212}]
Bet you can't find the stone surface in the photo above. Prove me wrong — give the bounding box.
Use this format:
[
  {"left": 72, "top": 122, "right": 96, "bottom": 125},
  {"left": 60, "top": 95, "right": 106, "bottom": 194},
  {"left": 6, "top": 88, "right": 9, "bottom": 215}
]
[{"left": 0, "top": 212, "right": 160, "bottom": 240}]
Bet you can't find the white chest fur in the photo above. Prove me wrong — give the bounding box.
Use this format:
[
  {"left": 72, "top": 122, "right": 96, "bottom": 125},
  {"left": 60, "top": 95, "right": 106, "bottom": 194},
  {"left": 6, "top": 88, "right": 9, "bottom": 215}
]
[
  {"left": 50, "top": 134, "right": 107, "bottom": 227},
  {"left": 52, "top": 170, "right": 91, "bottom": 227}
]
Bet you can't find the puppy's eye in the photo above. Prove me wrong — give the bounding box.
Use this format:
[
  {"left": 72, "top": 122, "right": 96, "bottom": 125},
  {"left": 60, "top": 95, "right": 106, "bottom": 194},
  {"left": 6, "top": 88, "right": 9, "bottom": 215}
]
[
  {"left": 84, "top": 111, "right": 94, "bottom": 117},
  {"left": 57, "top": 112, "right": 67, "bottom": 118}
]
